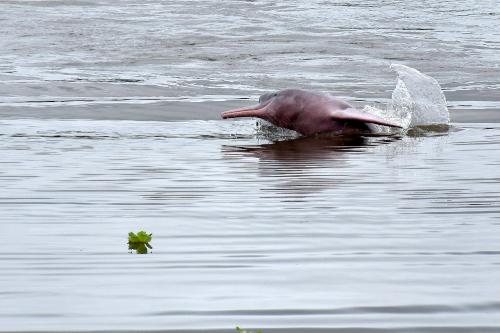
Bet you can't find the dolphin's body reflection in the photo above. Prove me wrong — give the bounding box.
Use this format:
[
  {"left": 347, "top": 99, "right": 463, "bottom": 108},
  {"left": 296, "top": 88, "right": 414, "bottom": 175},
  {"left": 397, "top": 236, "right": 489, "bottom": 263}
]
[
  {"left": 223, "top": 136, "right": 392, "bottom": 198},
  {"left": 242, "top": 135, "right": 368, "bottom": 161}
]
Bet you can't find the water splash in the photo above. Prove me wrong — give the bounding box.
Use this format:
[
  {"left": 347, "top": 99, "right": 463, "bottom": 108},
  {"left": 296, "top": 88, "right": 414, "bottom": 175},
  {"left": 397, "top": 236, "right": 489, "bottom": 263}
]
[
  {"left": 364, "top": 64, "right": 450, "bottom": 133},
  {"left": 256, "top": 120, "right": 301, "bottom": 141}
]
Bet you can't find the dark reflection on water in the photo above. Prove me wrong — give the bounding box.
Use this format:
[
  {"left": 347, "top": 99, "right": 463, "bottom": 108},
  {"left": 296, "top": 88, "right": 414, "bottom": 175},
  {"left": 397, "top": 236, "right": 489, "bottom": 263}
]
[
  {"left": 223, "top": 135, "right": 407, "bottom": 199},
  {"left": 223, "top": 136, "right": 371, "bottom": 197},
  {"left": 224, "top": 135, "right": 369, "bottom": 161}
]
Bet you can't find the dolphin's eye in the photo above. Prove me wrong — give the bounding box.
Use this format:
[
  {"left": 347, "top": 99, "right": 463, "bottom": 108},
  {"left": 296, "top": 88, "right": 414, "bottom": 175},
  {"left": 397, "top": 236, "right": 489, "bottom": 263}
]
[{"left": 273, "top": 93, "right": 278, "bottom": 97}]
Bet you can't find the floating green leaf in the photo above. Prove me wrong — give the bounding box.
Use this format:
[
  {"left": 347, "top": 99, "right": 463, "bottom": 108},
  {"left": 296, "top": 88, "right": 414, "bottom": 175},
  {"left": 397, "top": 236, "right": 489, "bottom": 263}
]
[
  {"left": 128, "top": 230, "right": 153, "bottom": 254},
  {"left": 128, "top": 231, "right": 152, "bottom": 243}
]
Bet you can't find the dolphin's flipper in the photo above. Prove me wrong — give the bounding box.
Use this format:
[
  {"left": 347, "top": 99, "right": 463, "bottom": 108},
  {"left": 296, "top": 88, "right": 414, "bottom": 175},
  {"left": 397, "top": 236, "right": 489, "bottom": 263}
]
[{"left": 330, "top": 108, "right": 402, "bottom": 128}]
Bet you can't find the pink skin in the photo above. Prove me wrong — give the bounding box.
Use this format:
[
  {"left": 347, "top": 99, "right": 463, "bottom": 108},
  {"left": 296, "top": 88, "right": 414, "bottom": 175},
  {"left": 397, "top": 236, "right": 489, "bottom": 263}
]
[{"left": 222, "top": 89, "right": 402, "bottom": 136}]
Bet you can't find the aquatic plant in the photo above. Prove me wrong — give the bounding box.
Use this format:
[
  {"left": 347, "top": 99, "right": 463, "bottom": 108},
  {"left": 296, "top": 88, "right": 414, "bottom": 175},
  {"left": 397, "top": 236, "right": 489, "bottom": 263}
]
[
  {"left": 128, "top": 231, "right": 152, "bottom": 243},
  {"left": 236, "top": 326, "right": 263, "bottom": 333},
  {"left": 128, "top": 231, "right": 153, "bottom": 254}
]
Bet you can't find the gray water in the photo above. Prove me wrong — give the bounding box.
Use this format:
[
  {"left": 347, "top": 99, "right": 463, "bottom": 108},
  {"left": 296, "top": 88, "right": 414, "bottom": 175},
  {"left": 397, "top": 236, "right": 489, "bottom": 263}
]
[{"left": 1, "top": 1, "right": 500, "bottom": 332}]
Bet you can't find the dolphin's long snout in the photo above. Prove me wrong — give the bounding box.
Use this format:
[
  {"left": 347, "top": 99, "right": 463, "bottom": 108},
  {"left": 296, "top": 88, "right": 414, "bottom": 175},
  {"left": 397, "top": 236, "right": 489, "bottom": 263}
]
[{"left": 221, "top": 100, "right": 271, "bottom": 119}]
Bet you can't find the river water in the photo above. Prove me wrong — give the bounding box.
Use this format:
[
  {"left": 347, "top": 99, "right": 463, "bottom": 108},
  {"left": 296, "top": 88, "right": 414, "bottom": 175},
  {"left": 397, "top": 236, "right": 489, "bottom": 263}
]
[{"left": 0, "top": 1, "right": 499, "bottom": 332}]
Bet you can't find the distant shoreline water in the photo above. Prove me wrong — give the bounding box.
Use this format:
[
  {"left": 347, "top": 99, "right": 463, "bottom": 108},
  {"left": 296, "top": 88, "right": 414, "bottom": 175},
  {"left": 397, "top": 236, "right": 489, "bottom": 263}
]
[{"left": 0, "top": 0, "right": 499, "bottom": 122}]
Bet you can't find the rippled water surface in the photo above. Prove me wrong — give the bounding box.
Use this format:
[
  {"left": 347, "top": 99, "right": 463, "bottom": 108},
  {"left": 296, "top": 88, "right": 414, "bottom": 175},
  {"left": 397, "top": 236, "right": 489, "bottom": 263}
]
[
  {"left": 1, "top": 119, "right": 500, "bottom": 332},
  {"left": 1, "top": 0, "right": 500, "bottom": 332},
  {"left": 1, "top": 0, "right": 500, "bottom": 118}
]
